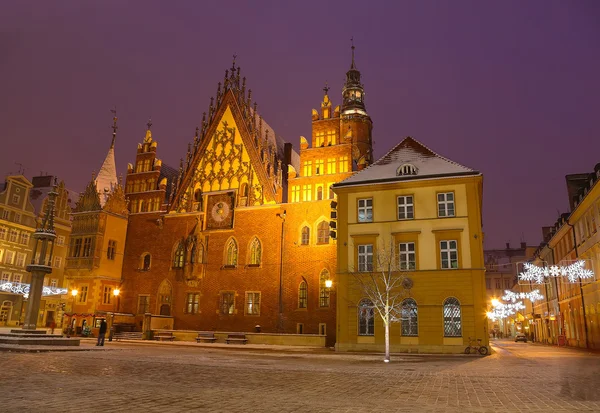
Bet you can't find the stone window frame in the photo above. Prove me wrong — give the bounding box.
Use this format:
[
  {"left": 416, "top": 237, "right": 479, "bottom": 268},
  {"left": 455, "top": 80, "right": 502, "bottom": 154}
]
[
  {"left": 357, "top": 198, "right": 373, "bottom": 223},
  {"left": 437, "top": 192, "right": 456, "bottom": 218},
  {"left": 244, "top": 291, "right": 261, "bottom": 316}
]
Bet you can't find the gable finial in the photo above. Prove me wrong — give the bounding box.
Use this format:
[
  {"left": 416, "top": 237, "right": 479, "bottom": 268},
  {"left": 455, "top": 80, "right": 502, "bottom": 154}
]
[
  {"left": 110, "top": 107, "right": 118, "bottom": 149},
  {"left": 147, "top": 118, "right": 152, "bottom": 130},
  {"left": 323, "top": 81, "right": 330, "bottom": 96},
  {"left": 232, "top": 54, "right": 237, "bottom": 72}
]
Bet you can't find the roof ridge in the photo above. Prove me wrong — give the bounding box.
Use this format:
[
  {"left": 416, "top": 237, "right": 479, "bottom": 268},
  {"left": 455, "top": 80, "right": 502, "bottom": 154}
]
[{"left": 405, "top": 136, "right": 474, "bottom": 172}]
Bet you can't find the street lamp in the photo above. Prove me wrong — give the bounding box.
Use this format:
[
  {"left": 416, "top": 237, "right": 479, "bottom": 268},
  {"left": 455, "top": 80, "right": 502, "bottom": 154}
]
[
  {"left": 109, "top": 288, "right": 120, "bottom": 341},
  {"left": 67, "top": 289, "right": 78, "bottom": 338}
]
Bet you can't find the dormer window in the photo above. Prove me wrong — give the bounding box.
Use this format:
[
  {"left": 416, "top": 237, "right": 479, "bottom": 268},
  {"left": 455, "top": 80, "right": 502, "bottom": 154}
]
[{"left": 397, "top": 164, "right": 417, "bottom": 176}]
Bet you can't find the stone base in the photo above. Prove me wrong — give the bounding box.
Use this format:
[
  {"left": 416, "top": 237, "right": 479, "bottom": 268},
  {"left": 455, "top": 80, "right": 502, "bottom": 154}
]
[{"left": 0, "top": 330, "right": 81, "bottom": 347}]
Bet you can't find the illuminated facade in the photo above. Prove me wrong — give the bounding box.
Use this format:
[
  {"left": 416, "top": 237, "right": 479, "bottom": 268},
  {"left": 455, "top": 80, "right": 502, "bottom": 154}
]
[
  {"left": 120, "top": 53, "right": 373, "bottom": 346},
  {"left": 333, "top": 137, "right": 488, "bottom": 354},
  {"left": 64, "top": 116, "right": 129, "bottom": 334}
]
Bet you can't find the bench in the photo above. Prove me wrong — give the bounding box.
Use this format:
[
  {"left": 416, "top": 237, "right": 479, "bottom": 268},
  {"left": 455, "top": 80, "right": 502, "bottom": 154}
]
[
  {"left": 226, "top": 333, "right": 248, "bottom": 345},
  {"left": 154, "top": 331, "right": 175, "bottom": 341},
  {"left": 196, "top": 332, "right": 217, "bottom": 343},
  {"left": 114, "top": 332, "right": 143, "bottom": 341}
]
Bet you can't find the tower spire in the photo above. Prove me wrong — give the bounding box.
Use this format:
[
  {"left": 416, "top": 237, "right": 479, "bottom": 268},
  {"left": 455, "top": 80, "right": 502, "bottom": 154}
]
[
  {"left": 110, "top": 107, "right": 118, "bottom": 149},
  {"left": 350, "top": 37, "right": 356, "bottom": 69}
]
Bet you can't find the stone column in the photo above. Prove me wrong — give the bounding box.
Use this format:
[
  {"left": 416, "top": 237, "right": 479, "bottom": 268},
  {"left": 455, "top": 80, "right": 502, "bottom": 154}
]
[{"left": 22, "top": 272, "right": 47, "bottom": 330}]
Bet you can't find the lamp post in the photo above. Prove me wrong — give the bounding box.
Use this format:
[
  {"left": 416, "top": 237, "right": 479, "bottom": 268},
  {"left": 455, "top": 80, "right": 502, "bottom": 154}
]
[
  {"left": 109, "top": 288, "right": 120, "bottom": 341},
  {"left": 276, "top": 210, "right": 286, "bottom": 332},
  {"left": 67, "top": 289, "right": 78, "bottom": 338}
]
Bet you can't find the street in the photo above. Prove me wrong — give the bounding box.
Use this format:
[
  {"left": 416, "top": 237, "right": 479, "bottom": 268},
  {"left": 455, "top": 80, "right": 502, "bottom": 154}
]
[{"left": 0, "top": 339, "right": 599, "bottom": 412}]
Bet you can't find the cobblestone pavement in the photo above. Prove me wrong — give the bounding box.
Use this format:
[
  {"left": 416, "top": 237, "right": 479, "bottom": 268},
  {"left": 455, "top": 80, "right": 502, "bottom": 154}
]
[{"left": 0, "top": 339, "right": 599, "bottom": 413}]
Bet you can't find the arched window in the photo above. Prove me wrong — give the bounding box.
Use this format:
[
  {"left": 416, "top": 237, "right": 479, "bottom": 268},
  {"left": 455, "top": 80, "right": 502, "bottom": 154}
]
[
  {"left": 249, "top": 237, "right": 261, "bottom": 265},
  {"left": 401, "top": 298, "right": 418, "bottom": 336},
  {"left": 298, "top": 280, "right": 308, "bottom": 309},
  {"left": 317, "top": 221, "right": 329, "bottom": 244},
  {"left": 443, "top": 297, "right": 462, "bottom": 337},
  {"left": 358, "top": 298, "right": 374, "bottom": 336},
  {"left": 319, "top": 270, "right": 330, "bottom": 307},
  {"left": 141, "top": 253, "right": 151, "bottom": 271},
  {"left": 173, "top": 243, "right": 184, "bottom": 268},
  {"left": 301, "top": 226, "right": 310, "bottom": 245},
  {"left": 316, "top": 186, "right": 323, "bottom": 201},
  {"left": 226, "top": 239, "right": 238, "bottom": 266}
]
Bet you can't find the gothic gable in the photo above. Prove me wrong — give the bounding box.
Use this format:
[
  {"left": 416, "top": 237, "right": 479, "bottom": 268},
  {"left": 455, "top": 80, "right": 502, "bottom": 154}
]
[{"left": 74, "top": 179, "right": 102, "bottom": 212}]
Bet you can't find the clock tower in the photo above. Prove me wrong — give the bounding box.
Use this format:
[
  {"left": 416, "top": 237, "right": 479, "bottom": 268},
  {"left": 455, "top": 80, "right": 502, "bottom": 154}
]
[{"left": 340, "top": 41, "right": 373, "bottom": 170}]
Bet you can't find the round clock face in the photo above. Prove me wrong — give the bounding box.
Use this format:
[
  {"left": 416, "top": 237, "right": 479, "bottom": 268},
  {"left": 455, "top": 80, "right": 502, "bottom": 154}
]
[{"left": 211, "top": 201, "right": 230, "bottom": 223}]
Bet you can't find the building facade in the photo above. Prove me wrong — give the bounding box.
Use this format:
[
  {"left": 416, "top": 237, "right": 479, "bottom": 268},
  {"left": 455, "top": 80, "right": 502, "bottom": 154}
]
[
  {"left": 119, "top": 54, "right": 373, "bottom": 346},
  {"left": 64, "top": 119, "right": 129, "bottom": 335},
  {"left": 333, "top": 137, "right": 487, "bottom": 353},
  {"left": 0, "top": 175, "right": 37, "bottom": 325}
]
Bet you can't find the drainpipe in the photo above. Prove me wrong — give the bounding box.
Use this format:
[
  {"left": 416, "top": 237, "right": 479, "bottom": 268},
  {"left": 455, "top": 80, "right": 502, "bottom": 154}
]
[{"left": 565, "top": 220, "right": 589, "bottom": 349}]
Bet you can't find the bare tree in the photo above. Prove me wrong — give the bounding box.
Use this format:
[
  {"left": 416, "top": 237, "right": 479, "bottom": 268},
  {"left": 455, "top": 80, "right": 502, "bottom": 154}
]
[{"left": 349, "top": 240, "right": 412, "bottom": 362}]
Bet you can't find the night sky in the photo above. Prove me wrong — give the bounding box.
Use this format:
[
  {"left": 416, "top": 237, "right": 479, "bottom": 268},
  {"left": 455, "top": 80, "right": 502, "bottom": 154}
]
[{"left": 1, "top": 1, "right": 599, "bottom": 249}]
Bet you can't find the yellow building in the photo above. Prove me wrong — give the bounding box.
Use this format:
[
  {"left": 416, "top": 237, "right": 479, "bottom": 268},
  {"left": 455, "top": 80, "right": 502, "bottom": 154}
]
[
  {"left": 64, "top": 117, "right": 129, "bottom": 335},
  {"left": 333, "top": 137, "right": 487, "bottom": 354}
]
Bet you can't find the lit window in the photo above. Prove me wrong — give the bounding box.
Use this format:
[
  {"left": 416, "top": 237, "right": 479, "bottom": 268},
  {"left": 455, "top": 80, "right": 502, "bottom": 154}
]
[
  {"left": 401, "top": 298, "right": 418, "bottom": 336},
  {"left": 437, "top": 192, "right": 455, "bottom": 217},
  {"left": 186, "top": 293, "right": 200, "bottom": 314},
  {"left": 79, "top": 286, "right": 88, "bottom": 303},
  {"left": 338, "top": 156, "right": 349, "bottom": 173},
  {"left": 358, "top": 244, "right": 373, "bottom": 272},
  {"left": 397, "top": 196, "right": 414, "bottom": 220},
  {"left": 315, "top": 160, "right": 324, "bottom": 175},
  {"left": 443, "top": 297, "right": 462, "bottom": 337},
  {"left": 319, "top": 270, "right": 330, "bottom": 307},
  {"left": 291, "top": 186, "right": 300, "bottom": 203},
  {"left": 399, "top": 243, "right": 416, "bottom": 270},
  {"left": 357, "top": 198, "right": 373, "bottom": 222},
  {"left": 358, "top": 299, "right": 374, "bottom": 336},
  {"left": 303, "top": 161, "right": 313, "bottom": 177},
  {"left": 327, "top": 158, "right": 336, "bottom": 174},
  {"left": 303, "top": 185, "right": 312, "bottom": 202},
  {"left": 173, "top": 243, "right": 185, "bottom": 268},
  {"left": 315, "top": 132, "right": 325, "bottom": 147},
  {"left": 245, "top": 292, "right": 261, "bottom": 315},
  {"left": 225, "top": 239, "right": 238, "bottom": 266},
  {"left": 326, "top": 130, "right": 336, "bottom": 145},
  {"left": 249, "top": 238, "right": 261, "bottom": 265},
  {"left": 440, "top": 240, "right": 458, "bottom": 269}
]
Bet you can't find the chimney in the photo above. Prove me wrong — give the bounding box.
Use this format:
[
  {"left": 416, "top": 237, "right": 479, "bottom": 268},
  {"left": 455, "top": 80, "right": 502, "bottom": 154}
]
[
  {"left": 520, "top": 241, "right": 526, "bottom": 249},
  {"left": 505, "top": 242, "right": 510, "bottom": 250}
]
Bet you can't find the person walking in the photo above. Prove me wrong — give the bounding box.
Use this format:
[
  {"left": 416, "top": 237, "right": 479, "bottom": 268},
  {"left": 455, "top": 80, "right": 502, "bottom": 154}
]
[{"left": 97, "top": 319, "right": 107, "bottom": 346}]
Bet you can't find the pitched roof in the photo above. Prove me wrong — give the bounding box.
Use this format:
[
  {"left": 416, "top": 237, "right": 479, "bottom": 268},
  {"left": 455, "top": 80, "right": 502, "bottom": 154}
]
[
  {"left": 95, "top": 145, "right": 118, "bottom": 206},
  {"left": 336, "top": 136, "right": 479, "bottom": 187}
]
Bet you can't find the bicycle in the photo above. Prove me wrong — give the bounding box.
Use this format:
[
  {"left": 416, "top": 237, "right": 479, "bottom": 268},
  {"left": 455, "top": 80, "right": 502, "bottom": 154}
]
[{"left": 465, "top": 337, "right": 489, "bottom": 355}]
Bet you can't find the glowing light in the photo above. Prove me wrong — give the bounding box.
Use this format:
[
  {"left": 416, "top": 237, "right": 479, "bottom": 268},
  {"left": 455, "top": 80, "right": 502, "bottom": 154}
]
[
  {"left": 71, "top": 289, "right": 78, "bottom": 297},
  {"left": 519, "top": 260, "right": 594, "bottom": 284},
  {"left": 0, "top": 282, "right": 68, "bottom": 298},
  {"left": 113, "top": 288, "right": 120, "bottom": 297},
  {"left": 325, "top": 280, "right": 333, "bottom": 289},
  {"left": 491, "top": 299, "right": 500, "bottom": 307},
  {"left": 502, "top": 289, "right": 544, "bottom": 303},
  {"left": 487, "top": 301, "right": 526, "bottom": 320}
]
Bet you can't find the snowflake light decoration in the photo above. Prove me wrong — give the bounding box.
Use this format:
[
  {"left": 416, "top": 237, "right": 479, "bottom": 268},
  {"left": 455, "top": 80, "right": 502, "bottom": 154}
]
[
  {"left": 488, "top": 301, "right": 526, "bottom": 320},
  {"left": 0, "top": 282, "right": 67, "bottom": 299},
  {"left": 502, "top": 289, "right": 544, "bottom": 303},
  {"left": 518, "top": 260, "right": 594, "bottom": 284}
]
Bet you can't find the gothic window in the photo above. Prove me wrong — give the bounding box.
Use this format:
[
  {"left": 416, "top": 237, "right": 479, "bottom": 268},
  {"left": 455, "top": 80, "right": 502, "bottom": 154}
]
[
  {"left": 358, "top": 299, "right": 374, "bottom": 336},
  {"left": 317, "top": 221, "right": 329, "bottom": 244},
  {"left": 225, "top": 239, "right": 238, "bottom": 266},
  {"left": 298, "top": 280, "right": 307, "bottom": 309},
  {"left": 319, "top": 270, "right": 330, "bottom": 307},
  {"left": 401, "top": 298, "right": 418, "bottom": 336},
  {"left": 141, "top": 253, "right": 151, "bottom": 270},
  {"left": 301, "top": 226, "right": 310, "bottom": 245},
  {"left": 443, "top": 297, "right": 462, "bottom": 337},
  {"left": 249, "top": 237, "right": 261, "bottom": 265},
  {"left": 173, "top": 243, "right": 184, "bottom": 268}
]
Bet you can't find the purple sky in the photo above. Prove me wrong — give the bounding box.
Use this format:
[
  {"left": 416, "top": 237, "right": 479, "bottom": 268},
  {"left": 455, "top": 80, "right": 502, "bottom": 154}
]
[{"left": 1, "top": 1, "right": 599, "bottom": 249}]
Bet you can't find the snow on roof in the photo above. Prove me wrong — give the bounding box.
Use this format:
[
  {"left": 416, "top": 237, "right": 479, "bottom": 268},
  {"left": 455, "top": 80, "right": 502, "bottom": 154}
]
[{"left": 336, "top": 136, "right": 479, "bottom": 187}]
